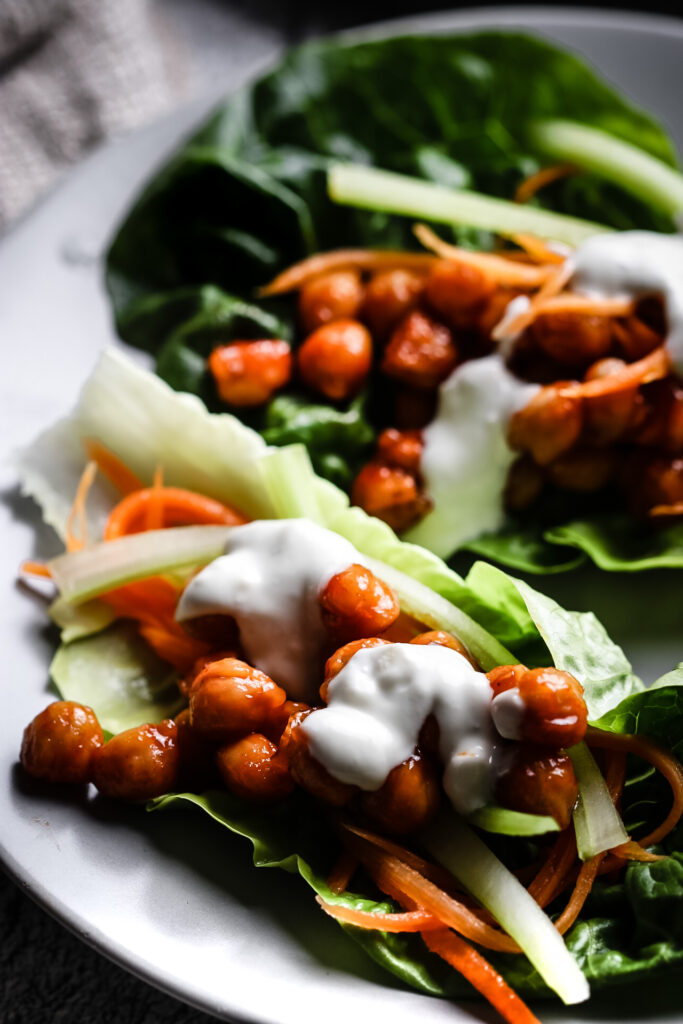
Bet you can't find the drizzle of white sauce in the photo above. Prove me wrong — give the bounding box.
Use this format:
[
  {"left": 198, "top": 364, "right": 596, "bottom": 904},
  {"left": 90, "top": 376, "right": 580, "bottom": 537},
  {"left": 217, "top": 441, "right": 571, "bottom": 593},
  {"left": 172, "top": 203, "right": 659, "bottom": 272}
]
[
  {"left": 490, "top": 688, "right": 525, "bottom": 742},
  {"left": 406, "top": 355, "right": 539, "bottom": 558},
  {"left": 175, "top": 519, "right": 361, "bottom": 700},
  {"left": 570, "top": 230, "right": 683, "bottom": 376},
  {"left": 302, "top": 643, "right": 506, "bottom": 815}
]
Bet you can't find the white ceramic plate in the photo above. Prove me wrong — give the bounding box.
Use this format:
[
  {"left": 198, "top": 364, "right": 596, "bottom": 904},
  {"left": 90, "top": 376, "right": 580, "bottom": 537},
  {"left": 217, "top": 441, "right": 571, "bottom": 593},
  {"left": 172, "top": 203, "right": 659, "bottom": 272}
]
[{"left": 2, "top": 9, "right": 682, "bottom": 1023}]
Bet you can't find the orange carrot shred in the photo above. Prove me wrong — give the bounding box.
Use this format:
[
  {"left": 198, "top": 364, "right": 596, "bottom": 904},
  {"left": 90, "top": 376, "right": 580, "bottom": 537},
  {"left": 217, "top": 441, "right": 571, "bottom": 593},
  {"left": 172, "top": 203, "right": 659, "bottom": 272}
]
[
  {"left": 511, "top": 233, "right": 566, "bottom": 265},
  {"left": 83, "top": 439, "right": 144, "bottom": 495},
  {"left": 65, "top": 460, "right": 98, "bottom": 552},
  {"left": 104, "top": 486, "right": 247, "bottom": 541},
  {"left": 316, "top": 896, "right": 440, "bottom": 932},
  {"left": 423, "top": 929, "right": 541, "bottom": 1024},
  {"left": 259, "top": 249, "right": 435, "bottom": 296},
  {"left": 20, "top": 560, "right": 52, "bottom": 578},
  {"left": 649, "top": 501, "right": 683, "bottom": 518},
  {"left": 514, "top": 162, "right": 579, "bottom": 205},
  {"left": 414, "top": 224, "right": 553, "bottom": 287}
]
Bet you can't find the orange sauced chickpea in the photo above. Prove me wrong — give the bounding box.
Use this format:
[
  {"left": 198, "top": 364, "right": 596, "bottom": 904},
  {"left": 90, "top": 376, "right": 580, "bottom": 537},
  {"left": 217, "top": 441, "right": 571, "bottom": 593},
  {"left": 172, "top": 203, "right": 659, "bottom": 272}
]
[
  {"left": 495, "top": 747, "right": 579, "bottom": 830},
  {"left": 216, "top": 733, "right": 294, "bottom": 802},
  {"left": 409, "top": 630, "right": 478, "bottom": 669},
  {"left": 280, "top": 710, "right": 355, "bottom": 807},
  {"left": 546, "top": 447, "right": 617, "bottom": 493},
  {"left": 504, "top": 456, "right": 544, "bottom": 512},
  {"left": 21, "top": 701, "right": 103, "bottom": 784},
  {"left": 351, "top": 462, "right": 431, "bottom": 534},
  {"left": 361, "top": 269, "right": 425, "bottom": 339},
  {"left": 358, "top": 752, "right": 441, "bottom": 834},
  {"left": 424, "top": 259, "right": 496, "bottom": 326},
  {"left": 583, "top": 358, "right": 641, "bottom": 446},
  {"left": 381, "top": 311, "right": 458, "bottom": 389},
  {"left": 298, "top": 270, "right": 364, "bottom": 333},
  {"left": 209, "top": 339, "right": 292, "bottom": 406},
  {"left": 507, "top": 383, "right": 583, "bottom": 465},
  {"left": 376, "top": 427, "right": 424, "bottom": 473},
  {"left": 530, "top": 311, "right": 612, "bottom": 368},
  {"left": 189, "top": 658, "right": 287, "bottom": 740},
  {"left": 489, "top": 664, "right": 588, "bottom": 749},
  {"left": 297, "top": 319, "right": 373, "bottom": 401},
  {"left": 625, "top": 452, "right": 683, "bottom": 518},
  {"left": 91, "top": 720, "right": 179, "bottom": 802},
  {"left": 319, "top": 563, "right": 400, "bottom": 642}
]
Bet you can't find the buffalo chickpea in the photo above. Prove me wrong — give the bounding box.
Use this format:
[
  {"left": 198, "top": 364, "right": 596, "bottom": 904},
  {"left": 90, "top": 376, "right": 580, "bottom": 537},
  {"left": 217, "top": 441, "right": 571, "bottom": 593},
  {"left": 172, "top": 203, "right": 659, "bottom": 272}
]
[
  {"left": 297, "top": 319, "right": 372, "bottom": 401},
  {"left": 487, "top": 664, "right": 527, "bottom": 697},
  {"left": 216, "top": 733, "right": 294, "bottom": 802},
  {"left": 209, "top": 340, "right": 292, "bottom": 406},
  {"left": 507, "top": 383, "right": 583, "bottom": 465},
  {"left": 298, "top": 271, "right": 364, "bottom": 333},
  {"left": 358, "top": 753, "right": 441, "bottom": 835},
  {"left": 584, "top": 358, "right": 640, "bottom": 446},
  {"left": 190, "top": 658, "right": 287, "bottom": 740},
  {"left": 351, "top": 462, "right": 431, "bottom": 533},
  {"left": 546, "top": 447, "right": 617, "bottom": 493},
  {"left": 280, "top": 711, "right": 355, "bottom": 806},
  {"left": 21, "top": 701, "right": 103, "bottom": 784},
  {"left": 504, "top": 456, "right": 544, "bottom": 512},
  {"left": 362, "top": 269, "right": 424, "bottom": 338},
  {"left": 376, "top": 428, "right": 424, "bottom": 473},
  {"left": 319, "top": 563, "right": 400, "bottom": 642},
  {"left": 491, "top": 666, "right": 587, "bottom": 748},
  {"left": 633, "top": 378, "right": 683, "bottom": 453},
  {"left": 179, "top": 648, "right": 240, "bottom": 699},
  {"left": 409, "top": 630, "right": 477, "bottom": 669},
  {"left": 381, "top": 311, "right": 457, "bottom": 389},
  {"left": 425, "top": 260, "right": 495, "bottom": 326},
  {"left": 264, "top": 699, "right": 311, "bottom": 743},
  {"left": 530, "top": 312, "right": 612, "bottom": 368},
  {"left": 91, "top": 720, "right": 179, "bottom": 802},
  {"left": 496, "top": 747, "right": 578, "bottom": 830}
]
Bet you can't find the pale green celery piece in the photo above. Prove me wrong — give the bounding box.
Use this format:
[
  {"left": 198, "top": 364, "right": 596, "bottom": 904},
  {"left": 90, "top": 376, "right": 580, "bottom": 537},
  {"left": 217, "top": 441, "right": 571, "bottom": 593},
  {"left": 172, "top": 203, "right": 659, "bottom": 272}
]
[
  {"left": 569, "top": 742, "right": 628, "bottom": 860},
  {"left": 259, "top": 445, "right": 325, "bottom": 524},
  {"left": 48, "top": 524, "right": 234, "bottom": 604},
  {"left": 328, "top": 163, "right": 609, "bottom": 245},
  {"left": 468, "top": 805, "right": 560, "bottom": 836},
  {"left": 531, "top": 119, "right": 683, "bottom": 217},
  {"left": 422, "top": 813, "right": 590, "bottom": 1005},
  {"left": 49, "top": 594, "right": 115, "bottom": 643}
]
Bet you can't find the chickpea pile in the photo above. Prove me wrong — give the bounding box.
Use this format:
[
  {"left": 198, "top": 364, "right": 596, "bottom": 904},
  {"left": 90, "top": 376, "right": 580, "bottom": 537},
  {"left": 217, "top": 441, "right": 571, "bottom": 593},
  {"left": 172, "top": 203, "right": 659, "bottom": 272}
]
[
  {"left": 21, "top": 563, "right": 586, "bottom": 835},
  {"left": 207, "top": 259, "right": 683, "bottom": 531}
]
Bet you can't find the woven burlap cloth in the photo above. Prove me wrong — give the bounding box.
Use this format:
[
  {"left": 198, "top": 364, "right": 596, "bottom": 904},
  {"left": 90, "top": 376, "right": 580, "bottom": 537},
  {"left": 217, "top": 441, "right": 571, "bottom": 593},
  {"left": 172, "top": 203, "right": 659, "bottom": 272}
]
[{"left": 0, "top": 0, "right": 177, "bottom": 231}]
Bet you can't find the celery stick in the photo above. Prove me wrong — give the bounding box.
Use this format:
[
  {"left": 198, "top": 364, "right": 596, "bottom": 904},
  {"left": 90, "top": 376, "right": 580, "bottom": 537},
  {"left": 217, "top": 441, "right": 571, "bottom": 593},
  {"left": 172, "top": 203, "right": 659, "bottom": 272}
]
[
  {"left": 569, "top": 741, "right": 628, "bottom": 860},
  {"left": 328, "top": 163, "right": 609, "bottom": 245},
  {"left": 531, "top": 119, "right": 683, "bottom": 217}
]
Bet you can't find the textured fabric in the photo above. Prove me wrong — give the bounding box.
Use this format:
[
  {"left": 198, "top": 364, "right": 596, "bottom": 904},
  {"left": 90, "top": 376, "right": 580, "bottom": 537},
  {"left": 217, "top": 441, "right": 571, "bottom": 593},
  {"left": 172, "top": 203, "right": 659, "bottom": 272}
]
[{"left": 0, "top": 0, "right": 175, "bottom": 230}]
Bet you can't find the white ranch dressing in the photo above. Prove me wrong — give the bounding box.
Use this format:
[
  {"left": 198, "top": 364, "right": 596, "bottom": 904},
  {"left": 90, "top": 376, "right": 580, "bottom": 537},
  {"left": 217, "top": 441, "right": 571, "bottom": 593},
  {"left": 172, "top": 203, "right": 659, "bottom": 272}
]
[
  {"left": 406, "top": 355, "right": 539, "bottom": 559},
  {"left": 570, "top": 230, "right": 683, "bottom": 375},
  {"left": 175, "top": 519, "right": 362, "bottom": 700},
  {"left": 303, "top": 643, "right": 506, "bottom": 815}
]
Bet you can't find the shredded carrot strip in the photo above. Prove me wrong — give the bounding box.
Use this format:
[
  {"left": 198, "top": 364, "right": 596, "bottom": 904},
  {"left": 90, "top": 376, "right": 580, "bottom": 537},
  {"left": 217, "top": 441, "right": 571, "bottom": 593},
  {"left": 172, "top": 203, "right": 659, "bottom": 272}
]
[
  {"left": 413, "top": 224, "right": 553, "bottom": 286},
  {"left": 547, "top": 347, "right": 672, "bottom": 401},
  {"left": 526, "top": 829, "right": 578, "bottom": 908},
  {"left": 326, "top": 851, "right": 360, "bottom": 895},
  {"left": 316, "top": 896, "right": 440, "bottom": 932},
  {"left": 20, "top": 560, "right": 52, "bottom": 578},
  {"left": 422, "top": 929, "right": 542, "bottom": 1024},
  {"left": 553, "top": 853, "right": 606, "bottom": 935},
  {"left": 522, "top": 293, "right": 633, "bottom": 318},
  {"left": 145, "top": 465, "right": 165, "bottom": 532},
  {"left": 83, "top": 439, "right": 144, "bottom": 495},
  {"left": 511, "top": 233, "right": 566, "bottom": 265},
  {"left": 649, "top": 502, "right": 683, "bottom": 518},
  {"left": 259, "top": 249, "right": 436, "bottom": 295},
  {"left": 104, "top": 486, "right": 247, "bottom": 541},
  {"left": 340, "top": 822, "right": 467, "bottom": 894},
  {"left": 65, "top": 461, "right": 98, "bottom": 553},
  {"left": 610, "top": 840, "right": 665, "bottom": 863},
  {"left": 586, "top": 726, "right": 683, "bottom": 847},
  {"left": 342, "top": 826, "right": 518, "bottom": 953},
  {"left": 514, "top": 162, "right": 579, "bottom": 205},
  {"left": 491, "top": 261, "right": 573, "bottom": 339}
]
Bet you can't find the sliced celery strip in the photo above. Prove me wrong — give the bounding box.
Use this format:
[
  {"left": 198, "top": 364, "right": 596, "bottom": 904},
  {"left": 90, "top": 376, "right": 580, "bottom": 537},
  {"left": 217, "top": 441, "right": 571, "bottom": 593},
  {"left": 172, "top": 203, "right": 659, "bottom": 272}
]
[
  {"left": 468, "top": 805, "right": 560, "bottom": 837},
  {"left": 258, "top": 445, "right": 325, "bottom": 523},
  {"left": 531, "top": 119, "right": 683, "bottom": 217},
  {"left": 569, "top": 741, "right": 628, "bottom": 860},
  {"left": 423, "top": 814, "right": 590, "bottom": 1005},
  {"left": 328, "top": 163, "right": 609, "bottom": 245},
  {"left": 48, "top": 525, "right": 234, "bottom": 604}
]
